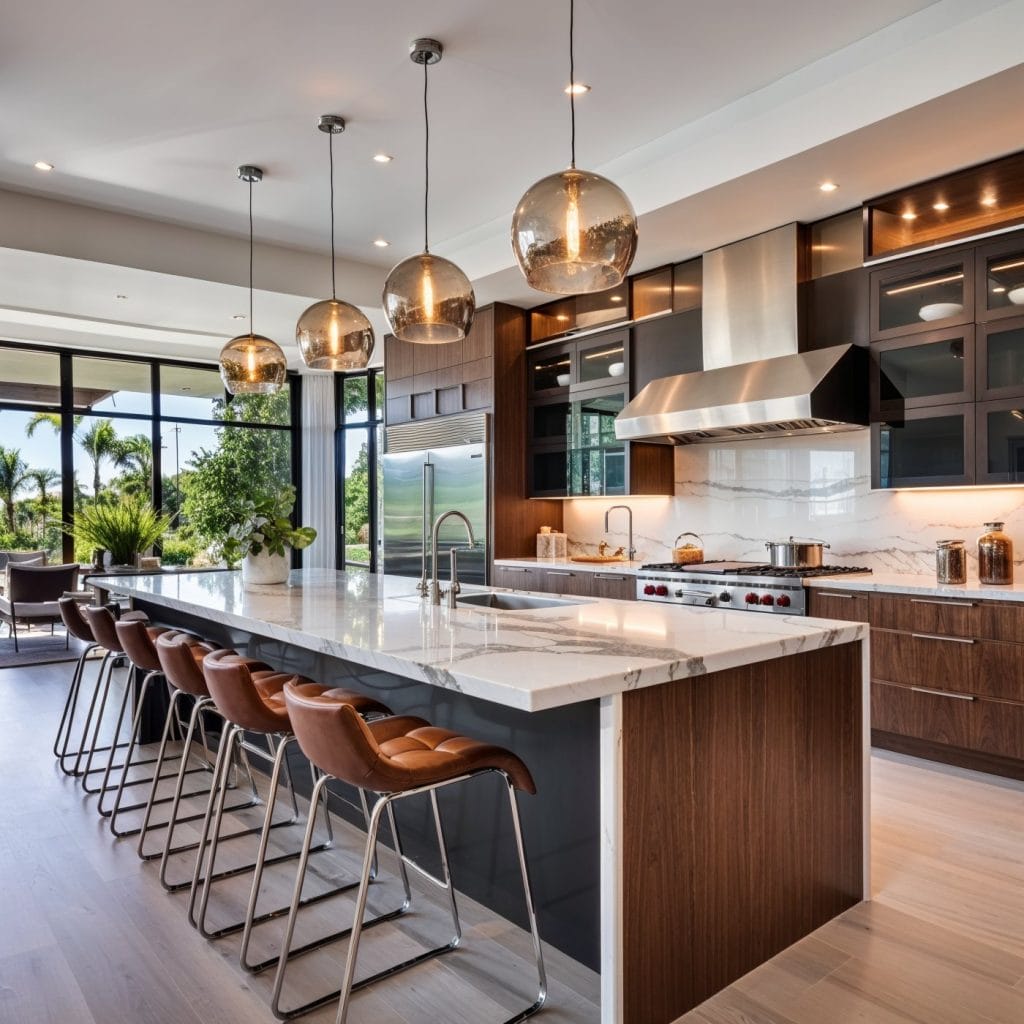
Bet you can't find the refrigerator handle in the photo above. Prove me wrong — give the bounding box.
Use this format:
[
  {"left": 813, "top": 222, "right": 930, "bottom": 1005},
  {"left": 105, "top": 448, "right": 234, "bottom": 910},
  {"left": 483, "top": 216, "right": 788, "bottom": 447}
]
[{"left": 417, "top": 461, "right": 435, "bottom": 596}]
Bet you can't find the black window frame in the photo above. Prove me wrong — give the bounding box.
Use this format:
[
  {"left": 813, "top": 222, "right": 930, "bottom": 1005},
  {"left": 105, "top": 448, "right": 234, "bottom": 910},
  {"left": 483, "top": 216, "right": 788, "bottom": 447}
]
[{"left": 0, "top": 339, "right": 302, "bottom": 565}]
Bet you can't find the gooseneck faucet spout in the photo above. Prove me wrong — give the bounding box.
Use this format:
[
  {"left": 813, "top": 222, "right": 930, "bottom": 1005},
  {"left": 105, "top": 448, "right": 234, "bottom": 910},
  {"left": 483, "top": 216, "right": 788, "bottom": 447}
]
[
  {"left": 604, "top": 505, "right": 635, "bottom": 562},
  {"left": 429, "top": 510, "right": 476, "bottom": 607}
]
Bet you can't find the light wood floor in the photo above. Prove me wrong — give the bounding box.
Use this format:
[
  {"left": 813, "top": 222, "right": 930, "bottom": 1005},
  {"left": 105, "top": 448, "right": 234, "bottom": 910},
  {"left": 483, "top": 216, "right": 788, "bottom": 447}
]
[
  {"left": 3, "top": 659, "right": 1024, "bottom": 1024},
  {"left": 679, "top": 750, "right": 1024, "bottom": 1024}
]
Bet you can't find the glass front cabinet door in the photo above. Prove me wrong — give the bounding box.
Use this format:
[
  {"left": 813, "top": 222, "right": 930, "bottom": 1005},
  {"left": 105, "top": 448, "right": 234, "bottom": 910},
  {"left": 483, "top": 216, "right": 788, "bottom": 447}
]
[
  {"left": 568, "top": 387, "right": 627, "bottom": 496},
  {"left": 977, "top": 398, "right": 1024, "bottom": 484},
  {"left": 872, "top": 405, "right": 974, "bottom": 488},
  {"left": 871, "top": 326, "right": 975, "bottom": 414},
  {"left": 976, "top": 237, "right": 1024, "bottom": 324},
  {"left": 870, "top": 251, "right": 974, "bottom": 341},
  {"left": 977, "top": 316, "right": 1024, "bottom": 401}
]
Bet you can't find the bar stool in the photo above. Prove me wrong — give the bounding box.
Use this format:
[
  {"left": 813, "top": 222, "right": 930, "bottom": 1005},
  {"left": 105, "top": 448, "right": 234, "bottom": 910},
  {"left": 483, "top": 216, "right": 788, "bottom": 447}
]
[
  {"left": 277, "top": 683, "right": 547, "bottom": 1024},
  {"left": 53, "top": 598, "right": 102, "bottom": 774},
  {"left": 65, "top": 603, "right": 152, "bottom": 788},
  {"left": 189, "top": 650, "right": 392, "bottom": 954},
  {"left": 143, "top": 631, "right": 264, "bottom": 886}
]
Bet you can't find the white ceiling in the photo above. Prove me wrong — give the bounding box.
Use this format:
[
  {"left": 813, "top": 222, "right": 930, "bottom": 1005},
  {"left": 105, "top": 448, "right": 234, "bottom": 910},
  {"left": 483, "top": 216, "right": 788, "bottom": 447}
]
[{"left": 0, "top": 0, "right": 1022, "bottom": 366}]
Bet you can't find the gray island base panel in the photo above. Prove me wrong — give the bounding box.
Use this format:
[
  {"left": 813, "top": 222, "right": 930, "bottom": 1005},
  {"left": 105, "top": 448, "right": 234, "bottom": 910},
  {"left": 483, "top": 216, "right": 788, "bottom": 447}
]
[{"left": 92, "top": 569, "right": 869, "bottom": 1024}]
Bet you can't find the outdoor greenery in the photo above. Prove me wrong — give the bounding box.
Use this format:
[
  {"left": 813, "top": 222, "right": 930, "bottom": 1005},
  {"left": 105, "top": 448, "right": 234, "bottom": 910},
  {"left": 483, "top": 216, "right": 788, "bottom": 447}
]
[
  {"left": 219, "top": 484, "right": 316, "bottom": 568},
  {"left": 67, "top": 498, "right": 172, "bottom": 566},
  {"left": 0, "top": 388, "right": 294, "bottom": 566}
]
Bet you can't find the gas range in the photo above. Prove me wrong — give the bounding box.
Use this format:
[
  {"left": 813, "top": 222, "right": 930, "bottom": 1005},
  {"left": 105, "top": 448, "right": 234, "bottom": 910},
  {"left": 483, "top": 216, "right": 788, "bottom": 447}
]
[{"left": 636, "top": 561, "right": 871, "bottom": 614}]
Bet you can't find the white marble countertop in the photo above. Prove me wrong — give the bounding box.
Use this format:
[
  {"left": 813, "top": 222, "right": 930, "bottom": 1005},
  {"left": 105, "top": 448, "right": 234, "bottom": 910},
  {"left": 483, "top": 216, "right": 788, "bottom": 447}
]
[
  {"left": 805, "top": 571, "right": 1024, "bottom": 602},
  {"left": 494, "top": 557, "right": 644, "bottom": 575},
  {"left": 91, "top": 569, "right": 866, "bottom": 713}
]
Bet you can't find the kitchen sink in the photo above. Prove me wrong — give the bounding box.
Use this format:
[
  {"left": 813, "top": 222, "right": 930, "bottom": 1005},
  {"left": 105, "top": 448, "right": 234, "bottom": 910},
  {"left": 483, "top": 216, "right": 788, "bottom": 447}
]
[{"left": 455, "top": 592, "right": 580, "bottom": 611}]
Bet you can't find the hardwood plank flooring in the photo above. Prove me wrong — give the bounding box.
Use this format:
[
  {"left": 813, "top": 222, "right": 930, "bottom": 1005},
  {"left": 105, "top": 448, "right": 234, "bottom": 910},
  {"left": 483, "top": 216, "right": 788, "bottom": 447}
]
[
  {"left": 5, "top": 659, "right": 1024, "bottom": 1024},
  {"left": 679, "top": 750, "right": 1024, "bottom": 1024},
  {"left": 0, "top": 660, "right": 598, "bottom": 1024}
]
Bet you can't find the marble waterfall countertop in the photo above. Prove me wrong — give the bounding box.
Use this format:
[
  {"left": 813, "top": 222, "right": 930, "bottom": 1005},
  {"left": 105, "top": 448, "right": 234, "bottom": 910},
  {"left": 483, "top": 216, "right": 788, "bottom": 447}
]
[
  {"left": 804, "top": 571, "right": 1024, "bottom": 602},
  {"left": 494, "top": 556, "right": 645, "bottom": 575},
  {"left": 91, "top": 569, "right": 866, "bottom": 713}
]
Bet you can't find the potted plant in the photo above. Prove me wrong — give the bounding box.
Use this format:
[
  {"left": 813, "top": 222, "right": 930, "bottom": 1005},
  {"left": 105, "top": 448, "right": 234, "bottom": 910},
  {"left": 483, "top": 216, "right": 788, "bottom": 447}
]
[
  {"left": 220, "top": 485, "right": 316, "bottom": 585},
  {"left": 67, "top": 498, "right": 172, "bottom": 569}
]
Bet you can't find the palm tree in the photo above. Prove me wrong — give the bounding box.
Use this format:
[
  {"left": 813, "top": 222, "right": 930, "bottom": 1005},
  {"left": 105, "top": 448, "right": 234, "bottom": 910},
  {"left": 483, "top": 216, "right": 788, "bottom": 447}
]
[
  {"left": 27, "top": 468, "right": 60, "bottom": 536},
  {"left": 112, "top": 435, "right": 153, "bottom": 498},
  {"left": 78, "top": 420, "right": 119, "bottom": 500},
  {"left": 0, "top": 447, "right": 28, "bottom": 534}
]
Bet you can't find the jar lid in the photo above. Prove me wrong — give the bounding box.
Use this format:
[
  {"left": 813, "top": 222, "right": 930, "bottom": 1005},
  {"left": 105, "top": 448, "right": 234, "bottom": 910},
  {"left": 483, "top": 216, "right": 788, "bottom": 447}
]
[
  {"left": 937, "top": 538, "right": 964, "bottom": 546},
  {"left": 984, "top": 521, "right": 1005, "bottom": 529}
]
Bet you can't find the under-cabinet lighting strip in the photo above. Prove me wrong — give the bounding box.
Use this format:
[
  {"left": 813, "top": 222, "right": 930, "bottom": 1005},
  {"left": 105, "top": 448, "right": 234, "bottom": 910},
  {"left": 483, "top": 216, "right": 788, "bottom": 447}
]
[{"left": 885, "top": 273, "right": 964, "bottom": 296}]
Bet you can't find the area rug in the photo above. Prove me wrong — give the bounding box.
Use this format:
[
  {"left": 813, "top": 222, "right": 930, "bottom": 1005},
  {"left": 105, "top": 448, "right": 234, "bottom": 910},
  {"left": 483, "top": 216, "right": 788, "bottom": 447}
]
[{"left": 0, "top": 632, "right": 93, "bottom": 669}]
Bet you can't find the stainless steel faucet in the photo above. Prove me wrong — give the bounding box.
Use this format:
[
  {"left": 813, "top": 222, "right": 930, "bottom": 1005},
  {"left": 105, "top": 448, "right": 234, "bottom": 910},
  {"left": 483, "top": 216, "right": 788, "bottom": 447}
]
[
  {"left": 429, "top": 510, "right": 476, "bottom": 607},
  {"left": 604, "top": 504, "right": 635, "bottom": 561}
]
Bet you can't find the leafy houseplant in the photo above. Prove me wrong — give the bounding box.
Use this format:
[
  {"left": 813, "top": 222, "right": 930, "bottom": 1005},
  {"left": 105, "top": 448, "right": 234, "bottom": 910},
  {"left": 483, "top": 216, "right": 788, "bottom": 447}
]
[
  {"left": 67, "top": 499, "right": 172, "bottom": 568},
  {"left": 219, "top": 485, "right": 316, "bottom": 584}
]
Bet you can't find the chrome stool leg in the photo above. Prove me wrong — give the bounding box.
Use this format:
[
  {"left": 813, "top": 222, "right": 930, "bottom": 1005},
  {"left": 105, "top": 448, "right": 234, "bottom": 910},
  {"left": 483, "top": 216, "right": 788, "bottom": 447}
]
[{"left": 53, "top": 640, "right": 98, "bottom": 771}]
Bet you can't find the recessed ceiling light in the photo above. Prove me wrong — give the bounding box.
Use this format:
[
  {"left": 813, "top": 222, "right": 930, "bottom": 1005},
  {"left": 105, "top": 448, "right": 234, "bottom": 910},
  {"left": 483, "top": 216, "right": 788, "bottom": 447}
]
[
  {"left": 373, "top": 153, "right": 393, "bottom": 163},
  {"left": 231, "top": 313, "right": 247, "bottom": 320},
  {"left": 981, "top": 194, "right": 998, "bottom": 207},
  {"left": 818, "top": 181, "right": 838, "bottom": 192},
  {"left": 373, "top": 238, "right": 390, "bottom": 248},
  {"left": 933, "top": 200, "right": 950, "bottom": 211},
  {"left": 564, "top": 82, "right": 591, "bottom": 95},
  {"left": 556, "top": 315, "right": 570, "bottom": 322},
  {"left": 181, "top": 386, "right": 193, "bottom": 392},
  {"left": 34, "top": 161, "right": 54, "bottom": 172},
  {"left": 610, "top": 295, "right": 623, "bottom": 302},
  {"left": 901, "top": 211, "right": 917, "bottom": 221}
]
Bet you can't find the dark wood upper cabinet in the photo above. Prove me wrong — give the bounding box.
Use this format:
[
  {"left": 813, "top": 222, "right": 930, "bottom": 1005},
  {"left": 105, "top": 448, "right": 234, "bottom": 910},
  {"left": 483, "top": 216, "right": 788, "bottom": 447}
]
[
  {"left": 975, "top": 396, "right": 1024, "bottom": 485},
  {"left": 870, "top": 324, "right": 975, "bottom": 416},
  {"left": 869, "top": 249, "right": 974, "bottom": 341},
  {"left": 871, "top": 403, "right": 974, "bottom": 489},
  {"left": 975, "top": 235, "right": 1024, "bottom": 324},
  {"left": 631, "top": 308, "right": 702, "bottom": 393},
  {"left": 977, "top": 315, "right": 1024, "bottom": 401},
  {"left": 802, "top": 266, "right": 869, "bottom": 350}
]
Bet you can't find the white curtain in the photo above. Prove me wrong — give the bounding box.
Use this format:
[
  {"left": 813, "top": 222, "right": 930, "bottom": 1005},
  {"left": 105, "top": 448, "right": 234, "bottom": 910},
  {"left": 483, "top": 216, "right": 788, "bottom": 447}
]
[{"left": 300, "top": 374, "right": 336, "bottom": 569}]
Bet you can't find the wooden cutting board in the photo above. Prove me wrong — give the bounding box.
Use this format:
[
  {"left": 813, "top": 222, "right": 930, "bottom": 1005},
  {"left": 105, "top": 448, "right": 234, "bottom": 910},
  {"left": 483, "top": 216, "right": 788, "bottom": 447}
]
[{"left": 569, "top": 555, "right": 626, "bottom": 563}]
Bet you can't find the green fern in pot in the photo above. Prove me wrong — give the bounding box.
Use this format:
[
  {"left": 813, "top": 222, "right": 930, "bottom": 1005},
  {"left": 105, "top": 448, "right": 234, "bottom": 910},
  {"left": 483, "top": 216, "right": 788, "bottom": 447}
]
[{"left": 67, "top": 499, "right": 172, "bottom": 567}]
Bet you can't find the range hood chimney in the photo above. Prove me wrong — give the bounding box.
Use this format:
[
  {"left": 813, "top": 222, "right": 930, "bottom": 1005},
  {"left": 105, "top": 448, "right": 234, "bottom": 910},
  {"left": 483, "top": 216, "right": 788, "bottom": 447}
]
[{"left": 615, "top": 223, "right": 867, "bottom": 444}]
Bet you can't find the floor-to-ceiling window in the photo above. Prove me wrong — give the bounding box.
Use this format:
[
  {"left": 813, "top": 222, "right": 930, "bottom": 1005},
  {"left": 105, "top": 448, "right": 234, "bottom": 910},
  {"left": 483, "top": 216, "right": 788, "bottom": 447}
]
[
  {"left": 336, "top": 370, "right": 383, "bottom": 571},
  {"left": 0, "top": 342, "right": 300, "bottom": 566}
]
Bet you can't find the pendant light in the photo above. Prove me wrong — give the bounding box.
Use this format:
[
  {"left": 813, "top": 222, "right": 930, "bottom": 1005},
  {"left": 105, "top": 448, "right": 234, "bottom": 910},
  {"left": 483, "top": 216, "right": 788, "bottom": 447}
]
[
  {"left": 219, "top": 166, "right": 288, "bottom": 394},
  {"left": 296, "top": 115, "right": 375, "bottom": 371},
  {"left": 511, "top": 0, "right": 638, "bottom": 295},
  {"left": 382, "top": 38, "right": 475, "bottom": 345}
]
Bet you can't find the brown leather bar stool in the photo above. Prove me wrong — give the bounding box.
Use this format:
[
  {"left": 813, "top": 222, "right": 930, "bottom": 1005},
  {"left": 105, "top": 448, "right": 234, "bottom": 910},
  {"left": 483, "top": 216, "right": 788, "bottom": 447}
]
[
  {"left": 189, "top": 650, "right": 392, "bottom": 956},
  {"left": 70, "top": 603, "right": 156, "bottom": 790},
  {"left": 275, "top": 684, "right": 547, "bottom": 1024},
  {"left": 143, "top": 631, "right": 264, "bottom": 888}
]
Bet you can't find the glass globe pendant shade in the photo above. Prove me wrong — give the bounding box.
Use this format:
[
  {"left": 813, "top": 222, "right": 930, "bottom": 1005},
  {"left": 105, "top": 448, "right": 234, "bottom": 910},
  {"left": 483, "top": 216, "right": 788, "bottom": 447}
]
[
  {"left": 511, "top": 167, "right": 638, "bottom": 295},
  {"left": 382, "top": 252, "right": 476, "bottom": 344},
  {"left": 218, "top": 333, "right": 288, "bottom": 395},
  {"left": 296, "top": 298, "right": 375, "bottom": 371}
]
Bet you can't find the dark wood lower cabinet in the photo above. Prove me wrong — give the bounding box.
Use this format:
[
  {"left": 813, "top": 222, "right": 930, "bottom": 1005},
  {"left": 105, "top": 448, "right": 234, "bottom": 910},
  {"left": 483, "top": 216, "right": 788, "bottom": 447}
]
[
  {"left": 491, "top": 563, "right": 636, "bottom": 600},
  {"left": 808, "top": 588, "right": 871, "bottom": 622}
]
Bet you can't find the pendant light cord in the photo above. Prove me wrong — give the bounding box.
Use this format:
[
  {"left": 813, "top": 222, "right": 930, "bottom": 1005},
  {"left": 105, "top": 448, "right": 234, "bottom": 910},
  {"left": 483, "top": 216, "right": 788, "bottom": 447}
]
[
  {"left": 423, "top": 58, "right": 430, "bottom": 253},
  {"left": 569, "top": 0, "right": 576, "bottom": 169},
  {"left": 248, "top": 178, "right": 254, "bottom": 330},
  {"left": 329, "top": 130, "right": 337, "bottom": 298}
]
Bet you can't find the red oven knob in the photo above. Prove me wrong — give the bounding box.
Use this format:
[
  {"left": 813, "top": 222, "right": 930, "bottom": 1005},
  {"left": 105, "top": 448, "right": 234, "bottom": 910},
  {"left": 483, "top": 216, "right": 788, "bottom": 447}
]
[
  {"left": 760, "top": 594, "right": 775, "bottom": 606},
  {"left": 643, "top": 584, "right": 656, "bottom": 596},
  {"left": 776, "top": 594, "right": 791, "bottom": 608},
  {"left": 744, "top": 592, "right": 759, "bottom": 604},
  {"left": 655, "top": 585, "right": 669, "bottom": 597}
]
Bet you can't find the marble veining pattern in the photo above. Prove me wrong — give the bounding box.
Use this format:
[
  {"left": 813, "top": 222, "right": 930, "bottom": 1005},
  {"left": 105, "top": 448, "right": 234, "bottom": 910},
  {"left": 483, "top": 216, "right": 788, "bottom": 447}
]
[
  {"left": 91, "top": 569, "right": 865, "bottom": 712},
  {"left": 805, "top": 572, "right": 1024, "bottom": 602},
  {"left": 563, "top": 431, "right": 1024, "bottom": 577}
]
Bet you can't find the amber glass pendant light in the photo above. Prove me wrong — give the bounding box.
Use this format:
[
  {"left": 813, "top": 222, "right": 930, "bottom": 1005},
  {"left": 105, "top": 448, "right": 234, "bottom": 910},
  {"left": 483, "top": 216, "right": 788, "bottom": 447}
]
[
  {"left": 296, "top": 115, "right": 375, "bottom": 370},
  {"left": 219, "top": 166, "right": 288, "bottom": 394},
  {"left": 511, "top": 0, "right": 637, "bottom": 294},
  {"left": 382, "top": 38, "right": 475, "bottom": 344}
]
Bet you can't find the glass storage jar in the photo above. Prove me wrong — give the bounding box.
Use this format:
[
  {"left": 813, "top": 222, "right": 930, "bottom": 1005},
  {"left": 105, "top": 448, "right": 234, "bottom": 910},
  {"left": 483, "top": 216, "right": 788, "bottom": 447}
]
[
  {"left": 936, "top": 539, "right": 967, "bottom": 585},
  {"left": 978, "top": 522, "right": 1014, "bottom": 585}
]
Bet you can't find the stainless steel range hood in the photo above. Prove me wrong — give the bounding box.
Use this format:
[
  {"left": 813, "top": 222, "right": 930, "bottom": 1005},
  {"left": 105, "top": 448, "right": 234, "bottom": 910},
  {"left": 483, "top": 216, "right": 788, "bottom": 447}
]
[{"left": 616, "top": 223, "right": 867, "bottom": 444}]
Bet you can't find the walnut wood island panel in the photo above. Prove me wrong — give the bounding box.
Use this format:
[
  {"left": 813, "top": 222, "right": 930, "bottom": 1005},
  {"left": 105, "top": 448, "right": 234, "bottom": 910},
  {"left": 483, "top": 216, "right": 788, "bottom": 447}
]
[{"left": 90, "top": 569, "right": 868, "bottom": 1024}]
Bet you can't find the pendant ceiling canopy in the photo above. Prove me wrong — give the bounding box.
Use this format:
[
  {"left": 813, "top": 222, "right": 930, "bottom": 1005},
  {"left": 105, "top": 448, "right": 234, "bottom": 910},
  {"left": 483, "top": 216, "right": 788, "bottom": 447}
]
[
  {"left": 296, "top": 115, "right": 375, "bottom": 371},
  {"left": 511, "top": 0, "right": 637, "bottom": 295},
  {"left": 219, "top": 166, "right": 288, "bottom": 395},
  {"left": 382, "top": 38, "right": 475, "bottom": 345}
]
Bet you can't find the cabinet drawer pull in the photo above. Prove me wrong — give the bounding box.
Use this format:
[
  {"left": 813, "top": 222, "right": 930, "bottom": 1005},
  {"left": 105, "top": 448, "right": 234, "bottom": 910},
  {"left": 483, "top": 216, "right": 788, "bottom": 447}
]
[
  {"left": 910, "top": 632, "right": 976, "bottom": 644},
  {"left": 501, "top": 566, "right": 531, "bottom": 573},
  {"left": 596, "top": 574, "right": 627, "bottom": 581},
  {"left": 909, "top": 686, "right": 976, "bottom": 702},
  {"left": 816, "top": 591, "right": 861, "bottom": 599},
  {"left": 910, "top": 598, "right": 977, "bottom": 608},
  {"left": 545, "top": 570, "right": 573, "bottom": 576}
]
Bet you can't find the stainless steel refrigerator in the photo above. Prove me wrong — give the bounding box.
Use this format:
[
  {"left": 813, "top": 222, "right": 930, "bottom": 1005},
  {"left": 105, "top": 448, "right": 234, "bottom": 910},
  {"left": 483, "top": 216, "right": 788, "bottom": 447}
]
[{"left": 382, "top": 412, "right": 489, "bottom": 585}]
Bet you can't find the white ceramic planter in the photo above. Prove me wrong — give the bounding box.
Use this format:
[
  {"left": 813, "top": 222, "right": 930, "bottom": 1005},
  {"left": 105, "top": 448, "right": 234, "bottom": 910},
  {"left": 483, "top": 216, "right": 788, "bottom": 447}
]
[{"left": 241, "top": 548, "right": 290, "bottom": 585}]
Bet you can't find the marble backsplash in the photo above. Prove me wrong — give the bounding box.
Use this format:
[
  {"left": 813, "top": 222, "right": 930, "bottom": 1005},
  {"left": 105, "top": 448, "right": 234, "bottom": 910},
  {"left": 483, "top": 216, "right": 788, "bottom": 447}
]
[{"left": 562, "top": 430, "right": 1024, "bottom": 575}]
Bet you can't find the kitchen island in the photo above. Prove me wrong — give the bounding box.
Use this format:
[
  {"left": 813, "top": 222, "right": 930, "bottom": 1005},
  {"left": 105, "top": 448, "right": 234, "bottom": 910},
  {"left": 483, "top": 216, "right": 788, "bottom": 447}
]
[{"left": 92, "top": 568, "right": 868, "bottom": 1024}]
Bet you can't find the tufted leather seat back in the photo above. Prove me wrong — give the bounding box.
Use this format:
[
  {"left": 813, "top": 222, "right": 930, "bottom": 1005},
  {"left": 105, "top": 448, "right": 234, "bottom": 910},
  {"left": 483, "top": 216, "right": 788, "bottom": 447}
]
[{"left": 283, "top": 682, "right": 536, "bottom": 795}]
